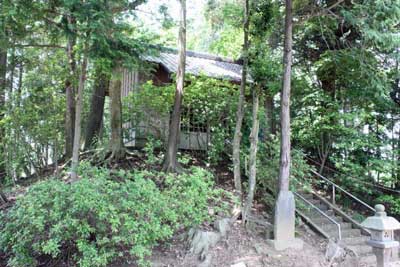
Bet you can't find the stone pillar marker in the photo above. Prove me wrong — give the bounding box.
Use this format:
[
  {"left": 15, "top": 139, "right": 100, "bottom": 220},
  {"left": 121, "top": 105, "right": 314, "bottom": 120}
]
[
  {"left": 361, "top": 204, "right": 400, "bottom": 267},
  {"left": 268, "top": 190, "right": 303, "bottom": 251}
]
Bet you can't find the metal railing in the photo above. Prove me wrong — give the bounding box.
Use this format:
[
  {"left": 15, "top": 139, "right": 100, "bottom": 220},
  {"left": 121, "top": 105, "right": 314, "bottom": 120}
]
[
  {"left": 294, "top": 191, "right": 342, "bottom": 240},
  {"left": 310, "top": 170, "right": 376, "bottom": 213}
]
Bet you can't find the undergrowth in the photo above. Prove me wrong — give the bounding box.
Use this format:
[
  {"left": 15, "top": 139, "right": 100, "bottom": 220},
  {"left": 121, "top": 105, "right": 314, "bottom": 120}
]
[{"left": 0, "top": 162, "right": 231, "bottom": 267}]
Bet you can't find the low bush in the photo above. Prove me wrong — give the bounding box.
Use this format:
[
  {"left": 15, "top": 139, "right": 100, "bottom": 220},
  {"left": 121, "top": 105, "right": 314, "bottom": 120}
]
[{"left": 0, "top": 163, "right": 228, "bottom": 267}]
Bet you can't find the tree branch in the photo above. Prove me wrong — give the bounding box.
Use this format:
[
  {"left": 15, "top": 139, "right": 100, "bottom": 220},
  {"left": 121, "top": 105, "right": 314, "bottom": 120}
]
[
  {"left": 14, "top": 44, "right": 67, "bottom": 50},
  {"left": 111, "top": 0, "right": 147, "bottom": 14},
  {"left": 295, "top": 0, "right": 345, "bottom": 25}
]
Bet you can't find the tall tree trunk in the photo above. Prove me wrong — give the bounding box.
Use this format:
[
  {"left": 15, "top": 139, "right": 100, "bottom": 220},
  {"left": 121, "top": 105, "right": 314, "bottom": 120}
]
[
  {"left": 264, "top": 92, "right": 276, "bottom": 138},
  {"left": 84, "top": 68, "right": 108, "bottom": 150},
  {"left": 0, "top": 14, "right": 7, "bottom": 177},
  {"left": 278, "top": 0, "right": 293, "bottom": 192},
  {"left": 232, "top": 0, "right": 249, "bottom": 194},
  {"left": 243, "top": 86, "right": 260, "bottom": 223},
  {"left": 65, "top": 35, "right": 76, "bottom": 158},
  {"left": 109, "top": 66, "right": 125, "bottom": 160},
  {"left": 0, "top": 45, "right": 7, "bottom": 177},
  {"left": 163, "top": 0, "right": 186, "bottom": 173},
  {"left": 272, "top": 0, "right": 301, "bottom": 251},
  {"left": 70, "top": 46, "right": 88, "bottom": 180}
]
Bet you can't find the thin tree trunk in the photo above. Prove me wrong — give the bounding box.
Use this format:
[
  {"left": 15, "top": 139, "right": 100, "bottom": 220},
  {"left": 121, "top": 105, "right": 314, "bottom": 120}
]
[
  {"left": 243, "top": 86, "right": 260, "bottom": 223},
  {"left": 109, "top": 66, "right": 125, "bottom": 160},
  {"left": 4, "top": 42, "right": 15, "bottom": 179},
  {"left": 278, "top": 0, "right": 293, "bottom": 192},
  {"left": 54, "top": 136, "right": 59, "bottom": 176},
  {"left": 16, "top": 59, "right": 23, "bottom": 107},
  {"left": 70, "top": 46, "right": 88, "bottom": 180},
  {"left": 232, "top": 0, "right": 249, "bottom": 194},
  {"left": 84, "top": 68, "right": 108, "bottom": 150},
  {"left": 0, "top": 189, "right": 7, "bottom": 204},
  {"left": 264, "top": 92, "right": 276, "bottom": 138},
  {"left": 65, "top": 35, "right": 76, "bottom": 158},
  {"left": 0, "top": 43, "right": 7, "bottom": 177},
  {"left": 163, "top": 0, "right": 186, "bottom": 173}
]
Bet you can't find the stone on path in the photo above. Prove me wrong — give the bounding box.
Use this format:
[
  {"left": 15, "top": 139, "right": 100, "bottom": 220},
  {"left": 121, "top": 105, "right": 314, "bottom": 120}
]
[{"left": 230, "top": 262, "right": 246, "bottom": 267}]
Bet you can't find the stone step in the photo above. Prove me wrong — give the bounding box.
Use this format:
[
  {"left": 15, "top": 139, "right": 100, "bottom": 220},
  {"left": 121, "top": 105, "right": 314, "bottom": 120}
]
[
  {"left": 321, "top": 222, "right": 352, "bottom": 232},
  {"left": 347, "top": 244, "right": 373, "bottom": 255},
  {"left": 300, "top": 193, "right": 314, "bottom": 200},
  {"left": 315, "top": 204, "right": 329, "bottom": 211},
  {"left": 306, "top": 208, "right": 334, "bottom": 216},
  {"left": 313, "top": 215, "right": 343, "bottom": 225},
  {"left": 341, "top": 235, "right": 369, "bottom": 246},
  {"left": 308, "top": 199, "right": 321, "bottom": 205},
  {"left": 327, "top": 228, "right": 361, "bottom": 238}
]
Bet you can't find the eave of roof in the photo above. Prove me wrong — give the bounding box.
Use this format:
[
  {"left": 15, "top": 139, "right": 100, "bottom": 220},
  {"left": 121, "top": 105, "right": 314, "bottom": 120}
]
[{"left": 144, "top": 48, "right": 251, "bottom": 83}]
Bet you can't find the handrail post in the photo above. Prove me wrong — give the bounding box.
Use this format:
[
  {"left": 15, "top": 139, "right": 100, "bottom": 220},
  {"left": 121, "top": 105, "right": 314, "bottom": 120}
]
[{"left": 332, "top": 185, "right": 336, "bottom": 206}]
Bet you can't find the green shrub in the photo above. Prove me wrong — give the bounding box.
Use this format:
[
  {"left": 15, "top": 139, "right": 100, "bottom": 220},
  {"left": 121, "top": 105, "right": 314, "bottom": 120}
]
[
  {"left": 143, "top": 137, "right": 162, "bottom": 165},
  {"left": 0, "top": 163, "right": 227, "bottom": 267},
  {"left": 257, "top": 138, "right": 314, "bottom": 199}
]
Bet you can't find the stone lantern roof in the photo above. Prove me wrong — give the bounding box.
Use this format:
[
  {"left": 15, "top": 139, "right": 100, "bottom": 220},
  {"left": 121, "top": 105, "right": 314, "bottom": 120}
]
[{"left": 361, "top": 204, "right": 400, "bottom": 231}]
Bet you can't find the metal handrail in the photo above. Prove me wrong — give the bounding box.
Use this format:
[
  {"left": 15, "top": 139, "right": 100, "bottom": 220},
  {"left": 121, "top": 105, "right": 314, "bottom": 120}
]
[
  {"left": 311, "top": 170, "right": 376, "bottom": 213},
  {"left": 294, "top": 191, "right": 342, "bottom": 240}
]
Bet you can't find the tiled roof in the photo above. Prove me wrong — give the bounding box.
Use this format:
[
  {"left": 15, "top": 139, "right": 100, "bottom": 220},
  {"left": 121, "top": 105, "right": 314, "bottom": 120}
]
[{"left": 144, "top": 49, "right": 246, "bottom": 82}]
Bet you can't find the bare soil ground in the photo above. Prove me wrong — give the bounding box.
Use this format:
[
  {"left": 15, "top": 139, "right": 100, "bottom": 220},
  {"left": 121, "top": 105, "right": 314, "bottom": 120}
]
[{"left": 147, "top": 220, "right": 328, "bottom": 267}]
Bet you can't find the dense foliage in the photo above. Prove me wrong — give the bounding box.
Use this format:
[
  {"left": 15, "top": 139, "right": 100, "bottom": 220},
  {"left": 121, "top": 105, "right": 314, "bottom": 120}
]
[
  {"left": 124, "top": 75, "right": 240, "bottom": 163},
  {"left": 0, "top": 163, "right": 229, "bottom": 267}
]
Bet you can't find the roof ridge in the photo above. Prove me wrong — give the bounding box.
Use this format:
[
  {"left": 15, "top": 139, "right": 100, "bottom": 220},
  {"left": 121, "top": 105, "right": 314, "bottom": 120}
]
[{"left": 160, "top": 47, "right": 239, "bottom": 64}]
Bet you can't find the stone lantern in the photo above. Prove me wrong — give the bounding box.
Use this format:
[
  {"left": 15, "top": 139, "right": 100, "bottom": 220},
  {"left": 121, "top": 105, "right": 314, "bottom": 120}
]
[{"left": 361, "top": 204, "right": 400, "bottom": 267}]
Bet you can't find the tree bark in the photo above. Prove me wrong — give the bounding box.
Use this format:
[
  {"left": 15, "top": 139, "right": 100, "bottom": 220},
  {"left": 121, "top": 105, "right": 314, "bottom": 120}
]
[
  {"left": 109, "top": 66, "right": 125, "bottom": 161},
  {"left": 232, "top": 0, "right": 249, "bottom": 194},
  {"left": 264, "top": 92, "right": 276, "bottom": 138},
  {"left": 65, "top": 35, "right": 76, "bottom": 159},
  {"left": 84, "top": 68, "right": 108, "bottom": 150},
  {"left": 0, "top": 44, "right": 7, "bottom": 176},
  {"left": 0, "top": 189, "right": 7, "bottom": 204},
  {"left": 163, "top": 0, "right": 186, "bottom": 173},
  {"left": 70, "top": 45, "right": 88, "bottom": 180},
  {"left": 278, "top": 0, "right": 293, "bottom": 192},
  {"left": 243, "top": 86, "right": 260, "bottom": 223}
]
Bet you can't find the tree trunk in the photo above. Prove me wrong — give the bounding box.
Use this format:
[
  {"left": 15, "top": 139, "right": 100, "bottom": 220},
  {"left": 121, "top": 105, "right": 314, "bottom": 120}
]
[
  {"left": 70, "top": 46, "right": 88, "bottom": 180},
  {"left": 0, "top": 14, "right": 7, "bottom": 177},
  {"left": 109, "top": 66, "right": 125, "bottom": 161},
  {"left": 243, "top": 86, "right": 260, "bottom": 223},
  {"left": 163, "top": 0, "right": 186, "bottom": 173},
  {"left": 84, "top": 68, "right": 108, "bottom": 150},
  {"left": 0, "top": 44, "right": 7, "bottom": 177},
  {"left": 264, "top": 92, "right": 276, "bottom": 138},
  {"left": 65, "top": 35, "right": 76, "bottom": 158},
  {"left": 0, "top": 189, "right": 7, "bottom": 204},
  {"left": 232, "top": 0, "right": 249, "bottom": 194},
  {"left": 278, "top": 0, "right": 293, "bottom": 192}
]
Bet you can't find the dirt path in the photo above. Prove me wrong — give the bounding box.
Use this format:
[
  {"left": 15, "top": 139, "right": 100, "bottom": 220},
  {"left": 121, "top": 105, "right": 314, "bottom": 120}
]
[{"left": 149, "top": 220, "right": 328, "bottom": 267}]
